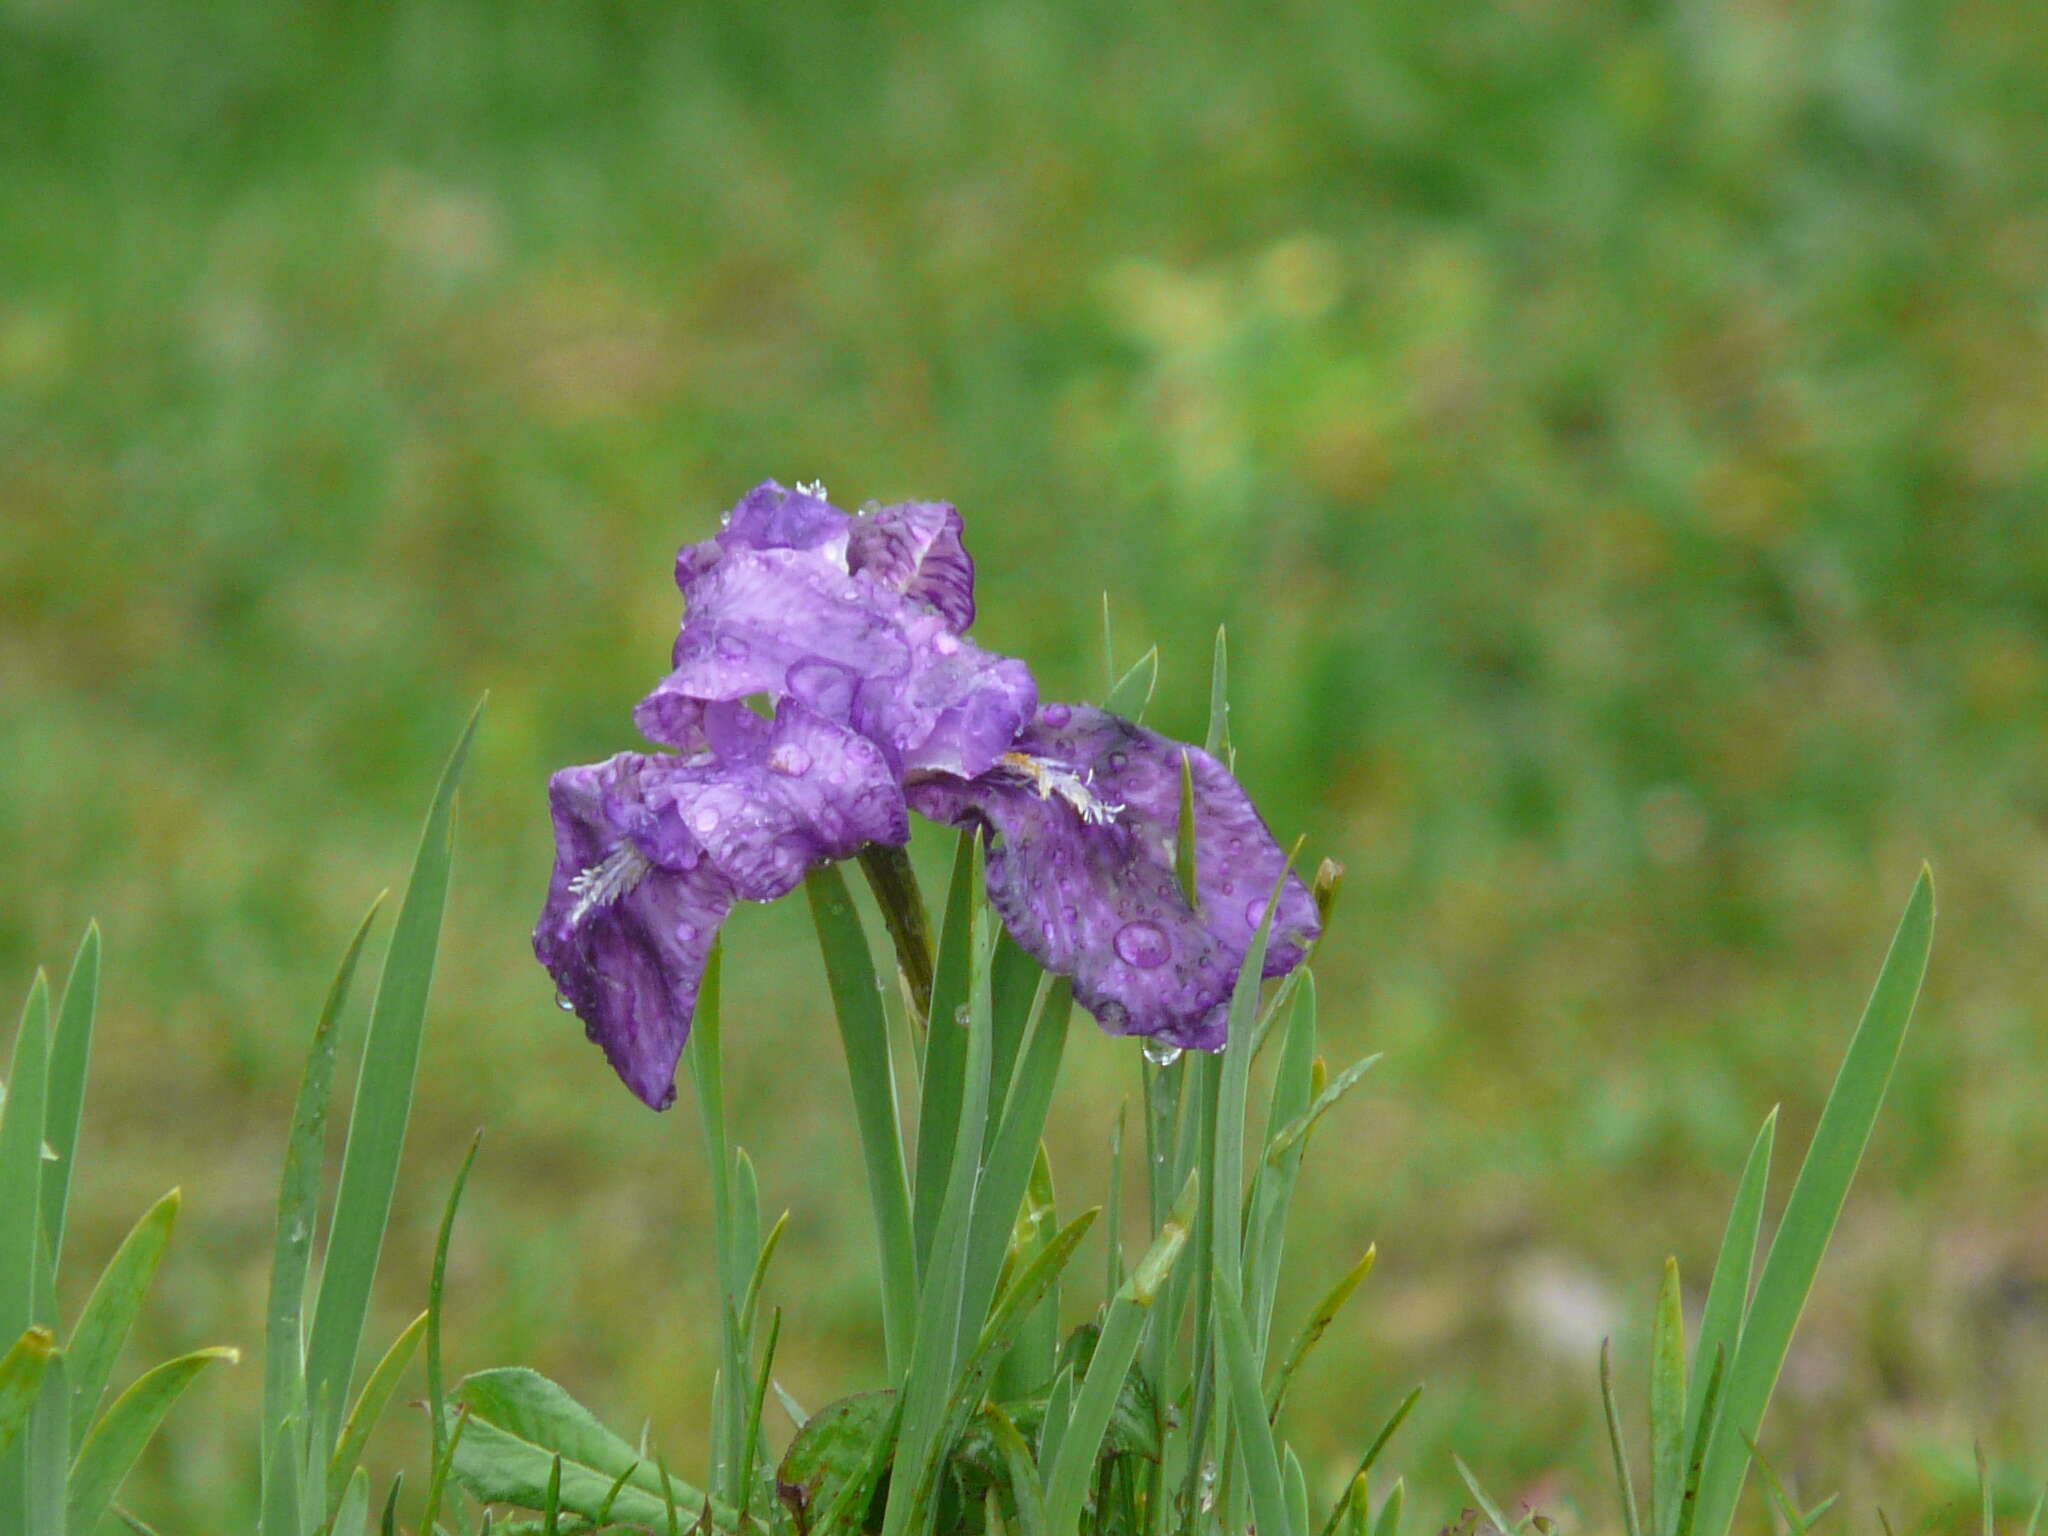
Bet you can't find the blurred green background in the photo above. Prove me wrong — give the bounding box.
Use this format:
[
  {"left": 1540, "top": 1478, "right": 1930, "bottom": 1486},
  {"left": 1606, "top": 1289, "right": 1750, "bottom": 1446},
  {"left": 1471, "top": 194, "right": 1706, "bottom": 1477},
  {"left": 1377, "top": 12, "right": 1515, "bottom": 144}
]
[{"left": 5, "top": 0, "right": 2046, "bottom": 1527}]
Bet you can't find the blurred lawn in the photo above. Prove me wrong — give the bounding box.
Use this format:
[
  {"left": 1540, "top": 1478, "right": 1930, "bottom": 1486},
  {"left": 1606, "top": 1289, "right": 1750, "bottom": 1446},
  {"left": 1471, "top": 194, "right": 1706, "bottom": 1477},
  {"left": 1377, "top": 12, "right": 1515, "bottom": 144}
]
[{"left": 5, "top": 0, "right": 2047, "bottom": 1527}]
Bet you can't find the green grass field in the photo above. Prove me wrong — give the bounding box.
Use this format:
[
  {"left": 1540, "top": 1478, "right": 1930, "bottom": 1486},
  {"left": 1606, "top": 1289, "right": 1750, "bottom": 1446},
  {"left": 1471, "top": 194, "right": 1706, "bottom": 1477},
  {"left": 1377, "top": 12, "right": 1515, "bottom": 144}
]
[{"left": 5, "top": 0, "right": 2046, "bottom": 1527}]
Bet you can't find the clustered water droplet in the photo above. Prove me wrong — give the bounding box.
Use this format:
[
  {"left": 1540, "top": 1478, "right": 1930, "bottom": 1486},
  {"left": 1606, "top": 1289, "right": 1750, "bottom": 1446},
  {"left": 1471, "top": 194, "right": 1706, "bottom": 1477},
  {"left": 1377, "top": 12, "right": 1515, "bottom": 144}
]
[{"left": 1141, "top": 1038, "right": 1184, "bottom": 1068}]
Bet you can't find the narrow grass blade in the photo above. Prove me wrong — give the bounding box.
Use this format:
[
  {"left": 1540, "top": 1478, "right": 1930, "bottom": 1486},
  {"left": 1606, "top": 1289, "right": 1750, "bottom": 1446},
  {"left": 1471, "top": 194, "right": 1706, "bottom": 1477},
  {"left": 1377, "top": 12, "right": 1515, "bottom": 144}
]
[
  {"left": 1100, "top": 593, "right": 1115, "bottom": 699},
  {"left": 1205, "top": 625, "right": 1231, "bottom": 761},
  {"left": 68, "top": 1188, "right": 179, "bottom": 1449},
  {"left": 24, "top": 1352, "right": 65, "bottom": 1536},
  {"left": 1106, "top": 646, "right": 1160, "bottom": 720},
  {"left": 1267, "top": 1244, "right": 1375, "bottom": 1421},
  {"left": 1601, "top": 1339, "right": 1645, "bottom": 1536},
  {"left": 741, "top": 1210, "right": 791, "bottom": 1341},
  {"left": 1263, "top": 1050, "right": 1383, "bottom": 1166},
  {"left": 1249, "top": 976, "right": 1319, "bottom": 1349},
  {"left": 1340, "top": 1473, "right": 1370, "bottom": 1536},
  {"left": 332, "top": 1467, "right": 370, "bottom": 1536},
  {"left": 1285, "top": 1445, "right": 1312, "bottom": 1536},
  {"left": 0, "top": 975, "right": 53, "bottom": 1533},
  {"left": 1212, "top": 1283, "right": 1291, "bottom": 1536},
  {"left": 264, "top": 893, "right": 382, "bottom": 1527},
  {"left": 738, "top": 1309, "right": 782, "bottom": 1525},
  {"left": 914, "top": 832, "right": 980, "bottom": 1276},
  {"left": 423, "top": 1404, "right": 473, "bottom": 1536},
  {"left": 427, "top": 1132, "right": 484, "bottom": 1520},
  {"left": 42, "top": 925, "right": 99, "bottom": 1275},
  {"left": 1374, "top": 1479, "right": 1406, "bottom": 1536},
  {"left": 1693, "top": 871, "right": 1934, "bottom": 1536},
  {"left": 1044, "top": 1178, "right": 1195, "bottom": 1536},
  {"left": 1651, "top": 1258, "right": 1690, "bottom": 1536},
  {"left": 982, "top": 1404, "right": 1046, "bottom": 1536},
  {"left": 805, "top": 865, "right": 918, "bottom": 1375},
  {"left": 328, "top": 1311, "right": 426, "bottom": 1510},
  {"left": 1318, "top": 1386, "right": 1423, "bottom": 1536},
  {"left": 993, "top": 1147, "right": 1062, "bottom": 1405},
  {"left": 1675, "top": 1347, "right": 1725, "bottom": 1536},
  {"left": 1688, "top": 1110, "right": 1775, "bottom": 1453},
  {"left": 68, "top": 1346, "right": 240, "bottom": 1534},
  {"left": 306, "top": 704, "right": 481, "bottom": 1428},
  {"left": 0, "top": 1328, "right": 55, "bottom": 1454},
  {"left": 1106, "top": 1103, "right": 1127, "bottom": 1298},
  {"left": 1453, "top": 1454, "right": 1527, "bottom": 1536}
]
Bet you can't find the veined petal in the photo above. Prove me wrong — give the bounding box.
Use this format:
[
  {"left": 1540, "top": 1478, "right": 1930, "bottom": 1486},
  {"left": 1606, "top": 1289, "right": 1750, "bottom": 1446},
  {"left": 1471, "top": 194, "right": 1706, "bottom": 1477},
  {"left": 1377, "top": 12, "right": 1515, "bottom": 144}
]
[
  {"left": 535, "top": 707, "right": 909, "bottom": 1108},
  {"left": 848, "top": 499, "right": 976, "bottom": 632},
  {"left": 907, "top": 704, "right": 1319, "bottom": 1050}
]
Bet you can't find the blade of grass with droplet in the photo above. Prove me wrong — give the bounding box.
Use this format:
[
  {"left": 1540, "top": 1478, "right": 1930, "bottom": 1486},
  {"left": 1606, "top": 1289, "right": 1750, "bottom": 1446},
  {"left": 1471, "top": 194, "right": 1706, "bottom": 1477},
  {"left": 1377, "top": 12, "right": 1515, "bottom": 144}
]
[
  {"left": 1688, "top": 1110, "right": 1775, "bottom": 1456},
  {"left": 1267, "top": 1244, "right": 1375, "bottom": 1423},
  {"left": 305, "top": 703, "right": 481, "bottom": 1430},
  {"left": 1651, "top": 1259, "right": 1689, "bottom": 1536},
  {"left": 1692, "top": 871, "right": 1934, "bottom": 1536},
  {"left": 263, "top": 893, "right": 382, "bottom": 1532},
  {"left": 328, "top": 1310, "right": 425, "bottom": 1512},
  {"left": 42, "top": 925, "right": 99, "bottom": 1278},
  {"left": 0, "top": 1329, "right": 54, "bottom": 1455},
  {"left": 1105, "top": 647, "right": 1160, "bottom": 721},
  {"left": 806, "top": 864, "right": 918, "bottom": 1376},
  {"left": 69, "top": 1346, "right": 240, "bottom": 1534},
  {"left": 914, "top": 832, "right": 980, "bottom": 1276},
  {"left": 68, "top": 1188, "right": 179, "bottom": 1450}
]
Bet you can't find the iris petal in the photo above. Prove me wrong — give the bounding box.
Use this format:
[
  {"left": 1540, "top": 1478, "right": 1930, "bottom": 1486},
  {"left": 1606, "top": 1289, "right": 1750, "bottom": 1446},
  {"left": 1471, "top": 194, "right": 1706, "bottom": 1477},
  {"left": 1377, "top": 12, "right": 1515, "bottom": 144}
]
[{"left": 907, "top": 704, "right": 1319, "bottom": 1050}]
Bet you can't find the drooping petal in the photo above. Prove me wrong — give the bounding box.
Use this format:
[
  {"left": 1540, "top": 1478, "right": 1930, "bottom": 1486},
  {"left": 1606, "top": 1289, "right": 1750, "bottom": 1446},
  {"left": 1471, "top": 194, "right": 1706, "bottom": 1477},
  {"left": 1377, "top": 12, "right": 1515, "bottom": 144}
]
[
  {"left": 848, "top": 499, "right": 976, "bottom": 632},
  {"left": 535, "top": 705, "right": 909, "bottom": 1108},
  {"left": 907, "top": 704, "right": 1319, "bottom": 1051}
]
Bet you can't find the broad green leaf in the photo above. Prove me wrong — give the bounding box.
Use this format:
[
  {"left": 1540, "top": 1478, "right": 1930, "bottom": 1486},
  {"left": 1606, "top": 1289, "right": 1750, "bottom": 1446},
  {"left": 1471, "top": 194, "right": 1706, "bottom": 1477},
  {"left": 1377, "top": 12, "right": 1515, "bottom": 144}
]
[
  {"left": 449, "top": 1368, "right": 727, "bottom": 1530},
  {"left": 305, "top": 704, "right": 481, "bottom": 1428},
  {"left": 1688, "top": 1109, "right": 1775, "bottom": 1453},
  {"left": 805, "top": 865, "right": 917, "bottom": 1374},
  {"left": 327, "top": 1310, "right": 426, "bottom": 1510},
  {"left": 67, "top": 1188, "right": 179, "bottom": 1449},
  {"left": 1693, "top": 871, "right": 1934, "bottom": 1536},
  {"left": 979, "top": 1404, "right": 1046, "bottom": 1536},
  {"left": 776, "top": 1390, "right": 897, "bottom": 1529},
  {"left": 68, "top": 1347, "right": 239, "bottom": 1534},
  {"left": 1650, "top": 1258, "right": 1688, "bottom": 1536},
  {"left": 1105, "top": 647, "right": 1159, "bottom": 720},
  {"left": 0, "top": 1328, "right": 54, "bottom": 1455},
  {"left": 42, "top": 925, "right": 100, "bottom": 1276}
]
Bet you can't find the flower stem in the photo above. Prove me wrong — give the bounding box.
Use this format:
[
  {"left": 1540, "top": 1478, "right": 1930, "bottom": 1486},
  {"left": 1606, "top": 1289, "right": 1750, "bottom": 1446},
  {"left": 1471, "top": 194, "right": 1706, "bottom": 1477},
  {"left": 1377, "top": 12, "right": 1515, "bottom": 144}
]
[{"left": 858, "top": 843, "right": 936, "bottom": 1024}]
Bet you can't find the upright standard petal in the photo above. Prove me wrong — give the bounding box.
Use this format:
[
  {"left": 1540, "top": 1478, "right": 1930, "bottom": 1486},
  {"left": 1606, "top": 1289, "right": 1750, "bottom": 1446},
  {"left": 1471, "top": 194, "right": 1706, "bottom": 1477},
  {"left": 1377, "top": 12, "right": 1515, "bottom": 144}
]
[
  {"left": 536, "top": 705, "right": 908, "bottom": 1108},
  {"left": 907, "top": 704, "right": 1319, "bottom": 1051},
  {"left": 847, "top": 499, "right": 976, "bottom": 632}
]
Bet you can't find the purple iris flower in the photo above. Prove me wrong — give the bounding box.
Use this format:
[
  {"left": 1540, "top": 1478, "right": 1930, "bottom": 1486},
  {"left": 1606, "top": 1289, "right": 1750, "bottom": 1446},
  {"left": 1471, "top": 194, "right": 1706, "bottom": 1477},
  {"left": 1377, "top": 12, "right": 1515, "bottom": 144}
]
[
  {"left": 907, "top": 705, "right": 1319, "bottom": 1052},
  {"left": 537, "top": 481, "right": 1318, "bottom": 1106},
  {"left": 535, "top": 700, "right": 907, "bottom": 1108}
]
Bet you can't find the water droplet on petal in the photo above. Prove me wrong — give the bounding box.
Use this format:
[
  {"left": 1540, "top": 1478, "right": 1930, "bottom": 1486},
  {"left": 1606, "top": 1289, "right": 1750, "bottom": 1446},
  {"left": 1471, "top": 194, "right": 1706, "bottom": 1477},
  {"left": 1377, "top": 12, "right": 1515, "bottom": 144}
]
[
  {"left": 1142, "top": 1038, "right": 1184, "bottom": 1068},
  {"left": 715, "top": 633, "right": 751, "bottom": 661},
  {"left": 675, "top": 922, "right": 696, "bottom": 942},
  {"left": 1041, "top": 703, "right": 1072, "bottom": 728},
  {"left": 1245, "top": 898, "right": 1271, "bottom": 930},
  {"left": 953, "top": 1004, "right": 972, "bottom": 1029},
  {"left": 555, "top": 992, "right": 576, "bottom": 1012},
  {"left": 1115, "top": 920, "right": 1173, "bottom": 969},
  {"left": 768, "top": 743, "right": 813, "bottom": 776},
  {"left": 1107, "top": 752, "right": 1128, "bottom": 772}
]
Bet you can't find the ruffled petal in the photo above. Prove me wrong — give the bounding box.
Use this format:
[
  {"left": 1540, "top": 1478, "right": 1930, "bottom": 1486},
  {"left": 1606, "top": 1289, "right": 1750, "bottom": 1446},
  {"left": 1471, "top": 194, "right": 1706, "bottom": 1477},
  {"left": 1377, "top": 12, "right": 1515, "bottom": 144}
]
[
  {"left": 535, "top": 706, "right": 909, "bottom": 1108},
  {"left": 674, "top": 479, "right": 851, "bottom": 589},
  {"left": 907, "top": 704, "right": 1319, "bottom": 1051},
  {"left": 848, "top": 499, "right": 976, "bottom": 632}
]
